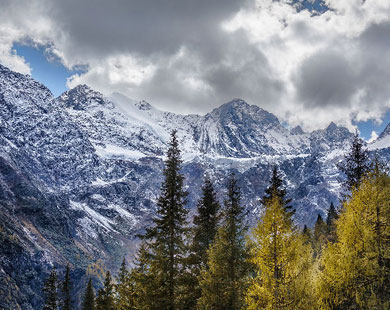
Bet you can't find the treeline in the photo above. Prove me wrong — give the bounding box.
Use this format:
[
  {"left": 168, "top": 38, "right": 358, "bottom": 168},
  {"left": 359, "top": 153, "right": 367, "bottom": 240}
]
[{"left": 42, "top": 131, "right": 390, "bottom": 309}]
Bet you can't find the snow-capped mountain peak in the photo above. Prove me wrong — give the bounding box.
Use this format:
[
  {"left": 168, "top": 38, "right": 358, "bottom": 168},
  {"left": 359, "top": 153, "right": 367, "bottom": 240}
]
[{"left": 379, "top": 123, "right": 390, "bottom": 139}]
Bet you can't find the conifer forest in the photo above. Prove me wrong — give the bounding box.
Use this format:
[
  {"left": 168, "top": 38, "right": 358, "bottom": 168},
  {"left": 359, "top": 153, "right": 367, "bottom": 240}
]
[
  {"left": 1, "top": 3, "right": 389, "bottom": 308},
  {"left": 40, "top": 131, "right": 390, "bottom": 310}
]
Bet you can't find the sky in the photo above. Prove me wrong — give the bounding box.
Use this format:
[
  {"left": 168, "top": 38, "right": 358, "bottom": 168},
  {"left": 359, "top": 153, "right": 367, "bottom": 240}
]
[{"left": 0, "top": 0, "right": 389, "bottom": 140}]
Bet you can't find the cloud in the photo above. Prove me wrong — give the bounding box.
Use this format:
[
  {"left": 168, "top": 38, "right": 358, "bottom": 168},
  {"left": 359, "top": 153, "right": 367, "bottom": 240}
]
[
  {"left": 0, "top": 0, "right": 389, "bottom": 130},
  {"left": 295, "top": 50, "right": 358, "bottom": 108},
  {"left": 367, "top": 130, "right": 379, "bottom": 143}
]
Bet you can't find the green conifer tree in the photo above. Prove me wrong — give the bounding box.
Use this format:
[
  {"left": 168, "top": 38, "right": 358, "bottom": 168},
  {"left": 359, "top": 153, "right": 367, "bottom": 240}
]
[
  {"left": 61, "top": 265, "right": 72, "bottom": 310},
  {"left": 131, "top": 242, "right": 158, "bottom": 310},
  {"left": 192, "top": 177, "right": 220, "bottom": 269},
  {"left": 302, "top": 224, "right": 312, "bottom": 245},
  {"left": 43, "top": 268, "right": 58, "bottom": 310},
  {"left": 325, "top": 202, "right": 338, "bottom": 243},
  {"left": 261, "top": 166, "right": 294, "bottom": 217},
  {"left": 313, "top": 214, "right": 327, "bottom": 256},
  {"left": 138, "top": 130, "right": 189, "bottom": 310},
  {"left": 184, "top": 177, "right": 221, "bottom": 309},
  {"left": 96, "top": 271, "right": 115, "bottom": 310},
  {"left": 82, "top": 279, "right": 95, "bottom": 310},
  {"left": 338, "top": 131, "right": 369, "bottom": 193},
  {"left": 197, "top": 174, "right": 248, "bottom": 310},
  {"left": 115, "top": 258, "right": 136, "bottom": 310}
]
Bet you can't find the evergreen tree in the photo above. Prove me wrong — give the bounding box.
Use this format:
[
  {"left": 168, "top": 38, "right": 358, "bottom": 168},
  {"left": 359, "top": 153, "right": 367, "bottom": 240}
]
[
  {"left": 325, "top": 202, "right": 338, "bottom": 243},
  {"left": 317, "top": 169, "right": 390, "bottom": 309},
  {"left": 138, "top": 130, "right": 189, "bottom": 310},
  {"left": 115, "top": 258, "right": 136, "bottom": 310},
  {"left": 61, "top": 265, "right": 72, "bottom": 310},
  {"left": 198, "top": 175, "right": 248, "bottom": 310},
  {"left": 261, "top": 166, "right": 294, "bottom": 217},
  {"left": 302, "top": 225, "right": 312, "bottom": 245},
  {"left": 314, "top": 214, "right": 326, "bottom": 239},
  {"left": 325, "top": 202, "right": 338, "bottom": 226},
  {"left": 184, "top": 177, "right": 221, "bottom": 309},
  {"left": 82, "top": 279, "right": 95, "bottom": 310},
  {"left": 313, "top": 214, "right": 327, "bottom": 256},
  {"left": 338, "top": 131, "right": 369, "bottom": 192},
  {"left": 246, "top": 188, "right": 313, "bottom": 309},
  {"left": 131, "top": 242, "right": 158, "bottom": 310},
  {"left": 43, "top": 268, "right": 58, "bottom": 310},
  {"left": 192, "top": 177, "right": 220, "bottom": 269},
  {"left": 96, "top": 271, "right": 115, "bottom": 310}
]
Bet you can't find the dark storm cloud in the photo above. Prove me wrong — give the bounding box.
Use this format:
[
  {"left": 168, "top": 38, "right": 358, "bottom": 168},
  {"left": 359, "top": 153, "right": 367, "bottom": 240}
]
[
  {"left": 132, "top": 30, "right": 285, "bottom": 112},
  {"left": 45, "top": 0, "right": 287, "bottom": 113},
  {"left": 295, "top": 21, "right": 390, "bottom": 111},
  {"left": 295, "top": 51, "right": 357, "bottom": 108},
  {"left": 357, "top": 22, "right": 390, "bottom": 105},
  {"left": 203, "top": 32, "right": 284, "bottom": 105},
  {"left": 49, "top": 0, "right": 245, "bottom": 58},
  {"left": 1, "top": 0, "right": 389, "bottom": 128}
]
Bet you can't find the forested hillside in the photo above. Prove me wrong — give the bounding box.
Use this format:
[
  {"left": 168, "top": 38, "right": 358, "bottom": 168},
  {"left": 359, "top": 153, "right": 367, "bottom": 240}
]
[{"left": 41, "top": 131, "right": 390, "bottom": 310}]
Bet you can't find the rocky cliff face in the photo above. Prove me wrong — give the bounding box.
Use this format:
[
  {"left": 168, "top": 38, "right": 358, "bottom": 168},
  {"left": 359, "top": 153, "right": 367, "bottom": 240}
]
[{"left": 1, "top": 63, "right": 390, "bottom": 309}]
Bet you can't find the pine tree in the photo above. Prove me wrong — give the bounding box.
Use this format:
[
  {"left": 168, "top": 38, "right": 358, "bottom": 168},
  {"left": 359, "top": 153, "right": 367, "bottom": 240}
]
[
  {"left": 313, "top": 214, "right": 327, "bottom": 256},
  {"left": 325, "top": 202, "right": 338, "bottom": 243},
  {"left": 198, "top": 175, "right": 248, "bottom": 310},
  {"left": 325, "top": 202, "right": 338, "bottom": 226},
  {"left": 96, "top": 271, "right": 115, "bottom": 310},
  {"left": 192, "top": 177, "right": 220, "bottom": 269},
  {"left": 43, "top": 268, "right": 58, "bottom": 310},
  {"left": 261, "top": 166, "right": 294, "bottom": 217},
  {"left": 302, "top": 225, "right": 312, "bottom": 245},
  {"left": 184, "top": 177, "right": 221, "bottom": 309},
  {"left": 246, "top": 188, "right": 313, "bottom": 309},
  {"left": 137, "top": 130, "right": 189, "bottom": 310},
  {"left": 115, "top": 258, "right": 136, "bottom": 310},
  {"left": 131, "top": 242, "right": 158, "bottom": 310},
  {"left": 338, "top": 131, "right": 369, "bottom": 193},
  {"left": 61, "top": 265, "right": 72, "bottom": 310},
  {"left": 317, "top": 169, "right": 390, "bottom": 309},
  {"left": 82, "top": 279, "right": 95, "bottom": 310}
]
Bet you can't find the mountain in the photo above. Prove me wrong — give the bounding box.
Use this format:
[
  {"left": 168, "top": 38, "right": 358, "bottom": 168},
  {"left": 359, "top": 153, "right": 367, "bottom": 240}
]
[
  {"left": 368, "top": 123, "right": 390, "bottom": 151},
  {"left": 1, "top": 63, "right": 389, "bottom": 309}
]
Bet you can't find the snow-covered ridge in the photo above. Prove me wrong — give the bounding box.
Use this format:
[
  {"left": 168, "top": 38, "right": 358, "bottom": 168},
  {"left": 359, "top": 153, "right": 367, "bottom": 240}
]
[
  {"left": 55, "top": 85, "right": 361, "bottom": 161},
  {"left": 3, "top": 63, "right": 390, "bottom": 309}
]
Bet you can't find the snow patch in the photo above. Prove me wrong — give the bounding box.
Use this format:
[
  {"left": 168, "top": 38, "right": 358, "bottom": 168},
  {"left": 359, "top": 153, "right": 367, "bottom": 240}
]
[
  {"left": 70, "top": 200, "right": 115, "bottom": 237},
  {"left": 94, "top": 143, "right": 146, "bottom": 160},
  {"left": 368, "top": 135, "right": 390, "bottom": 150}
]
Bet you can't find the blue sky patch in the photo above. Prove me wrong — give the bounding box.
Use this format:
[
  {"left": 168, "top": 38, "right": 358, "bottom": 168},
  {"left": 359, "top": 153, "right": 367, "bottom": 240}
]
[{"left": 13, "top": 43, "right": 85, "bottom": 97}]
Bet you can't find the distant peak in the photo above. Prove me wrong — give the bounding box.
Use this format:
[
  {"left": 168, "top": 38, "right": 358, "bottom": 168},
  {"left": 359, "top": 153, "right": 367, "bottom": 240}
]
[
  {"left": 66, "top": 84, "right": 98, "bottom": 95},
  {"left": 58, "top": 84, "right": 106, "bottom": 110},
  {"left": 379, "top": 123, "right": 390, "bottom": 139},
  {"left": 291, "top": 125, "right": 305, "bottom": 135},
  {"left": 326, "top": 121, "right": 338, "bottom": 131},
  {"left": 223, "top": 98, "right": 250, "bottom": 107},
  {"left": 60, "top": 84, "right": 104, "bottom": 99},
  {"left": 136, "top": 100, "right": 152, "bottom": 111},
  {"left": 72, "top": 84, "right": 92, "bottom": 92},
  {"left": 210, "top": 99, "right": 257, "bottom": 115},
  {"left": 0, "top": 63, "right": 10, "bottom": 72}
]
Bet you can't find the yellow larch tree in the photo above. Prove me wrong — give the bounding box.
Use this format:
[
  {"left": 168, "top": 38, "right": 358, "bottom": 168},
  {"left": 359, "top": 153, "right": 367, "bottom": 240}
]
[
  {"left": 316, "top": 168, "right": 390, "bottom": 309},
  {"left": 245, "top": 194, "right": 314, "bottom": 310}
]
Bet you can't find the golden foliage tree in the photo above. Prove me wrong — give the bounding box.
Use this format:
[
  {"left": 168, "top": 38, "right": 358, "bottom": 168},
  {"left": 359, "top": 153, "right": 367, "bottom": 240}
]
[
  {"left": 245, "top": 194, "right": 313, "bottom": 310},
  {"left": 317, "top": 168, "right": 390, "bottom": 309}
]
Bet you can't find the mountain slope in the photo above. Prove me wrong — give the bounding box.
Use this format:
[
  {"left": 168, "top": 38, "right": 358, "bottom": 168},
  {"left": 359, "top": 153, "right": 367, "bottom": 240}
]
[{"left": 1, "top": 63, "right": 389, "bottom": 309}]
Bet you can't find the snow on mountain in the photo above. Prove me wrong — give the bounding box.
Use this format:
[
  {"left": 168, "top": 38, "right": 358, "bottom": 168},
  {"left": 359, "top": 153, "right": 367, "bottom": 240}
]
[
  {"left": 368, "top": 123, "right": 390, "bottom": 150},
  {"left": 1, "top": 62, "right": 388, "bottom": 309}
]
